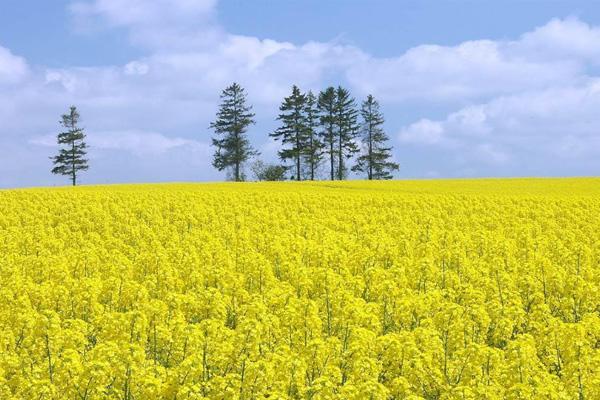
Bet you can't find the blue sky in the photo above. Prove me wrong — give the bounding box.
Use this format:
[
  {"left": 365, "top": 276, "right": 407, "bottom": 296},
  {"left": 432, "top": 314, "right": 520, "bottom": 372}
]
[{"left": 1, "top": 0, "right": 600, "bottom": 186}]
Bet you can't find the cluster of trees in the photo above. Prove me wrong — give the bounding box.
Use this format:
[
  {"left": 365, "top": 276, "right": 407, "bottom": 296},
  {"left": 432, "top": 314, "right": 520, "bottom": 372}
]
[
  {"left": 50, "top": 83, "right": 398, "bottom": 185},
  {"left": 210, "top": 83, "right": 398, "bottom": 182}
]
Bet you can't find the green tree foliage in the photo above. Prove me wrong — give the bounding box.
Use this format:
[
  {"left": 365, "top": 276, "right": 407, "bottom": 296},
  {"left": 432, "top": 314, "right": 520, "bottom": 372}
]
[
  {"left": 50, "top": 106, "right": 89, "bottom": 186},
  {"left": 250, "top": 159, "right": 288, "bottom": 181},
  {"left": 270, "top": 85, "right": 307, "bottom": 181},
  {"left": 334, "top": 86, "right": 360, "bottom": 180},
  {"left": 352, "top": 95, "right": 399, "bottom": 180},
  {"left": 209, "top": 83, "right": 258, "bottom": 182},
  {"left": 302, "top": 91, "right": 322, "bottom": 181},
  {"left": 317, "top": 87, "right": 338, "bottom": 181}
]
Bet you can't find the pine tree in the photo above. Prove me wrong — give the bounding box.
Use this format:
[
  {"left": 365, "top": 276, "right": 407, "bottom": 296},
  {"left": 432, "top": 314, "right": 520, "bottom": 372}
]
[
  {"left": 318, "top": 87, "right": 338, "bottom": 181},
  {"left": 352, "top": 95, "right": 399, "bottom": 180},
  {"left": 209, "top": 82, "right": 258, "bottom": 182},
  {"left": 334, "top": 86, "right": 359, "bottom": 180},
  {"left": 51, "top": 106, "right": 89, "bottom": 186},
  {"left": 271, "top": 85, "right": 307, "bottom": 181},
  {"left": 303, "top": 91, "right": 322, "bottom": 180}
]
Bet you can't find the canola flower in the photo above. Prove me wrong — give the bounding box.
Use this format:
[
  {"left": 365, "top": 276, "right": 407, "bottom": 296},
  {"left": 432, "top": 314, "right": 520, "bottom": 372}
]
[{"left": 0, "top": 178, "right": 599, "bottom": 399}]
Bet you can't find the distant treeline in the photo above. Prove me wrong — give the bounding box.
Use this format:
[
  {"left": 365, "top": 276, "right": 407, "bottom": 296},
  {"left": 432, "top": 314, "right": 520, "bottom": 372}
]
[{"left": 50, "top": 83, "right": 398, "bottom": 185}]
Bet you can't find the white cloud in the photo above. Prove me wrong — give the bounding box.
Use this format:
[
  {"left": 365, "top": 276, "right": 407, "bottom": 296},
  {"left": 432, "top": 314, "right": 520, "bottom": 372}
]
[
  {"left": 398, "top": 80, "right": 600, "bottom": 170},
  {"left": 30, "top": 130, "right": 210, "bottom": 157},
  {"left": 347, "top": 38, "right": 584, "bottom": 103},
  {"left": 47, "top": 3, "right": 600, "bottom": 107},
  {"left": 221, "top": 36, "right": 295, "bottom": 69},
  {"left": 89, "top": 130, "right": 209, "bottom": 156},
  {"left": 124, "top": 61, "right": 149, "bottom": 76},
  {"left": 71, "top": 0, "right": 217, "bottom": 27},
  {"left": 70, "top": 0, "right": 221, "bottom": 49},
  {"left": 69, "top": 2, "right": 600, "bottom": 109},
  {"left": 0, "top": 46, "right": 29, "bottom": 84},
  {"left": 399, "top": 119, "right": 448, "bottom": 145},
  {"left": 474, "top": 144, "right": 510, "bottom": 165},
  {"left": 45, "top": 70, "right": 80, "bottom": 92},
  {"left": 517, "top": 17, "right": 600, "bottom": 63}
]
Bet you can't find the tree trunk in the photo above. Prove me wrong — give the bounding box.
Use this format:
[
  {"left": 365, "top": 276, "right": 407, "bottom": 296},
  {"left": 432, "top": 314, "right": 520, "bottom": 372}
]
[
  {"left": 368, "top": 121, "right": 373, "bottom": 180},
  {"left": 329, "top": 135, "right": 334, "bottom": 181},
  {"left": 233, "top": 92, "right": 240, "bottom": 182},
  {"left": 309, "top": 135, "right": 314, "bottom": 181},
  {"left": 311, "top": 138, "right": 315, "bottom": 180},
  {"left": 72, "top": 140, "right": 76, "bottom": 186},
  {"left": 338, "top": 131, "right": 343, "bottom": 180},
  {"left": 296, "top": 130, "right": 301, "bottom": 181},
  {"left": 234, "top": 130, "right": 240, "bottom": 181}
]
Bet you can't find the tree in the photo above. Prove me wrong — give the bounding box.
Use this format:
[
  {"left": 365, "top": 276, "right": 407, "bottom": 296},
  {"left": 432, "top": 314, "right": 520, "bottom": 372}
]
[
  {"left": 250, "top": 159, "right": 288, "bottom": 181},
  {"left": 352, "top": 95, "right": 399, "bottom": 180},
  {"left": 271, "top": 85, "right": 307, "bottom": 181},
  {"left": 318, "top": 87, "right": 338, "bottom": 181},
  {"left": 303, "top": 91, "right": 322, "bottom": 181},
  {"left": 209, "top": 83, "right": 258, "bottom": 182},
  {"left": 334, "top": 86, "right": 360, "bottom": 180},
  {"left": 51, "top": 106, "right": 89, "bottom": 186}
]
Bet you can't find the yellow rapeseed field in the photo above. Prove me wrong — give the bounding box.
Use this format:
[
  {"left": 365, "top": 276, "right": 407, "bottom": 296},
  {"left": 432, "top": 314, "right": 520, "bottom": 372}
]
[{"left": 1, "top": 178, "right": 599, "bottom": 399}]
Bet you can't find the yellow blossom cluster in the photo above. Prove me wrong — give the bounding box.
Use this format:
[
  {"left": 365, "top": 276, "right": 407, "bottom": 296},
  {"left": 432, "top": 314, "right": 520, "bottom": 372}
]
[{"left": 0, "top": 178, "right": 599, "bottom": 399}]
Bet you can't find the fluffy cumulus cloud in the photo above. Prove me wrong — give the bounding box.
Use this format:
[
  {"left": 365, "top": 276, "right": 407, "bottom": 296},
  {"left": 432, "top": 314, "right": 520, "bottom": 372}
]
[
  {"left": 347, "top": 40, "right": 581, "bottom": 102},
  {"left": 391, "top": 18, "right": 600, "bottom": 176},
  {"left": 346, "top": 17, "right": 600, "bottom": 105},
  {"left": 400, "top": 81, "right": 600, "bottom": 174},
  {"left": 70, "top": 0, "right": 221, "bottom": 48},
  {"left": 517, "top": 17, "right": 600, "bottom": 63},
  {"left": 1, "top": 0, "right": 600, "bottom": 186},
  {"left": 0, "top": 45, "right": 29, "bottom": 84}
]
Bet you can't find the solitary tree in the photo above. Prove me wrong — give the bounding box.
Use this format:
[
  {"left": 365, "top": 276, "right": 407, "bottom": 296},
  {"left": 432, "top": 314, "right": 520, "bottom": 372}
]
[
  {"left": 334, "top": 86, "right": 359, "bottom": 180},
  {"left": 210, "top": 82, "right": 258, "bottom": 181},
  {"left": 271, "top": 85, "right": 307, "bottom": 181},
  {"left": 318, "top": 87, "right": 338, "bottom": 181},
  {"left": 352, "top": 95, "right": 399, "bottom": 179},
  {"left": 302, "top": 91, "right": 322, "bottom": 180},
  {"left": 51, "top": 106, "right": 89, "bottom": 186}
]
